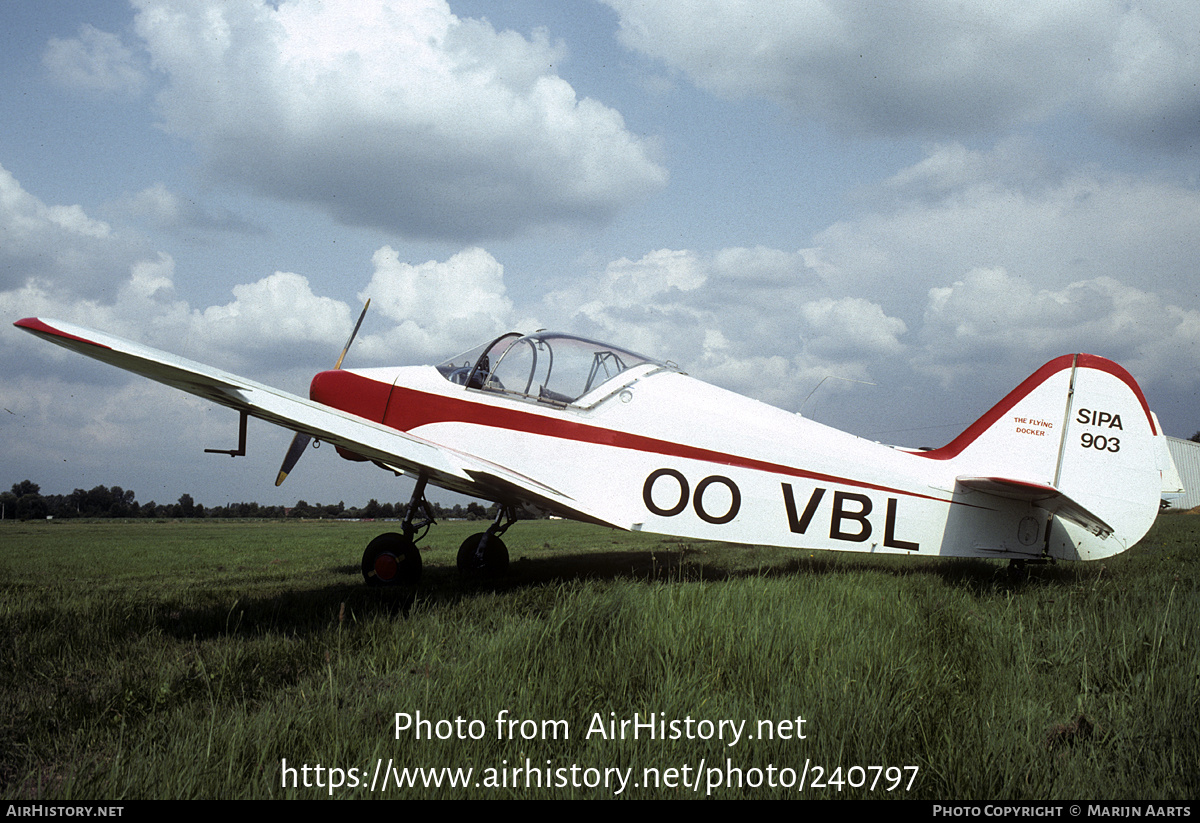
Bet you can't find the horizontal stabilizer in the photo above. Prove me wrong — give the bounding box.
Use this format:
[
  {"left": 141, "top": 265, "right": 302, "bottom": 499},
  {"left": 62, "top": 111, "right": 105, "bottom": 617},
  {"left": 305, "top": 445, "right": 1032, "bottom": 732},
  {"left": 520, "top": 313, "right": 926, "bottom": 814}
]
[{"left": 956, "top": 476, "right": 1113, "bottom": 538}]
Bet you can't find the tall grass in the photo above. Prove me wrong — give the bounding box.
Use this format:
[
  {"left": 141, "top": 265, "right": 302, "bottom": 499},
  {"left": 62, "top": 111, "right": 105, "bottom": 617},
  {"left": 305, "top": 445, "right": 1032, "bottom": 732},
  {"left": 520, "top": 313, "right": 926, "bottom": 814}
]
[{"left": 1, "top": 517, "right": 1196, "bottom": 798}]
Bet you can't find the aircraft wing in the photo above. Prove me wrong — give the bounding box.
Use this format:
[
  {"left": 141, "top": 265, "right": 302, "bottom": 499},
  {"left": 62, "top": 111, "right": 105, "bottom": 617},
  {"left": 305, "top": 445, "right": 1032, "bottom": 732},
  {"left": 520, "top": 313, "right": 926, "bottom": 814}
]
[
  {"left": 956, "top": 476, "right": 1114, "bottom": 538},
  {"left": 14, "top": 317, "right": 617, "bottom": 524}
]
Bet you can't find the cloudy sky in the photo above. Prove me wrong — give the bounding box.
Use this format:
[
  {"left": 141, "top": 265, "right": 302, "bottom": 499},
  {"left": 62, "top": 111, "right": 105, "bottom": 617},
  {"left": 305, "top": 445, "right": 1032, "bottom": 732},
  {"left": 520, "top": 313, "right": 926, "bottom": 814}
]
[{"left": 3, "top": 0, "right": 1199, "bottom": 510}]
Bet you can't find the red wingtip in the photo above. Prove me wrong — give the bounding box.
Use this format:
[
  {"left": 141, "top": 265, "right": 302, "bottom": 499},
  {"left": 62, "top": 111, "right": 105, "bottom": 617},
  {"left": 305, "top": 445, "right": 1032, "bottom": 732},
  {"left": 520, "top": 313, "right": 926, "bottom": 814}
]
[{"left": 13, "top": 317, "right": 111, "bottom": 349}]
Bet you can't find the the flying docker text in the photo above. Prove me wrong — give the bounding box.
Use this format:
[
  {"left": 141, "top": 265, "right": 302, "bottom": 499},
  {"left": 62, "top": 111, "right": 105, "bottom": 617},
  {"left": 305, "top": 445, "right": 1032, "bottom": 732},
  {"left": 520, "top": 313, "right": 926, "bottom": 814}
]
[{"left": 14, "top": 312, "right": 1180, "bottom": 584}]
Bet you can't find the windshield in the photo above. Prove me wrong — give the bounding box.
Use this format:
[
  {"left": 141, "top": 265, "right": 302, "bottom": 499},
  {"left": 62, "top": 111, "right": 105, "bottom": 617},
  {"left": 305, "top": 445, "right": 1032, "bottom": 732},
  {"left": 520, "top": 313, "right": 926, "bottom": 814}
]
[
  {"left": 436, "top": 333, "right": 520, "bottom": 389},
  {"left": 436, "top": 332, "right": 671, "bottom": 405}
]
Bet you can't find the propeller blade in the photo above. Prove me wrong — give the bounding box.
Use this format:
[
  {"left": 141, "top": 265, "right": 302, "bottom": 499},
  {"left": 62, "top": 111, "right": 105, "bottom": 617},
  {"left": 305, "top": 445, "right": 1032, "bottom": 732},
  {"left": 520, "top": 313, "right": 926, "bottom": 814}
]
[
  {"left": 275, "top": 431, "right": 311, "bottom": 486},
  {"left": 275, "top": 298, "right": 370, "bottom": 486},
  {"left": 334, "top": 298, "right": 370, "bottom": 370}
]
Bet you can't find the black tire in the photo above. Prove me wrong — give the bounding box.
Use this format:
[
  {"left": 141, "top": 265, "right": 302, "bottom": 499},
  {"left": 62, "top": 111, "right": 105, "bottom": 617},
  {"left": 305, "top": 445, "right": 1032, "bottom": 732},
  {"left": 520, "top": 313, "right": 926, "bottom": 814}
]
[
  {"left": 457, "top": 532, "right": 509, "bottom": 579},
  {"left": 362, "top": 532, "right": 422, "bottom": 586}
]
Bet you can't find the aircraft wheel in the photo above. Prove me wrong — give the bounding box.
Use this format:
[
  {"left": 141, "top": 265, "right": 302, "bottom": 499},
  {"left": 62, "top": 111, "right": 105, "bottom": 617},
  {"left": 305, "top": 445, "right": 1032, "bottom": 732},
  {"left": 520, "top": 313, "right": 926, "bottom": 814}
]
[
  {"left": 457, "top": 532, "right": 509, "bottom": 579},
  {"left": 362, "top": 532, "right": 422, "bottom": 586}
]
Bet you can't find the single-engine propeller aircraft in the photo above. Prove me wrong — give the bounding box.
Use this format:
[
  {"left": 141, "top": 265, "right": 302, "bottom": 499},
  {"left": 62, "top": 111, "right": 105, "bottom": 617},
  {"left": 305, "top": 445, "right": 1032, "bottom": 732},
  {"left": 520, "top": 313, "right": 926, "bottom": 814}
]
[{"left": 15, "top": 312, "right": 1179, "bottom": 585}]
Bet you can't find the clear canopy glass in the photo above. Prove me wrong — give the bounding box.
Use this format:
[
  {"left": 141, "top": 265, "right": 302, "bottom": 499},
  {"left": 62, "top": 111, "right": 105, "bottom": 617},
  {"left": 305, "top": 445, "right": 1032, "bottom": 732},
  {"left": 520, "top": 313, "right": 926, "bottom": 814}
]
[{"left": 436, "top": 332, "right": 672, "bottom": 406}]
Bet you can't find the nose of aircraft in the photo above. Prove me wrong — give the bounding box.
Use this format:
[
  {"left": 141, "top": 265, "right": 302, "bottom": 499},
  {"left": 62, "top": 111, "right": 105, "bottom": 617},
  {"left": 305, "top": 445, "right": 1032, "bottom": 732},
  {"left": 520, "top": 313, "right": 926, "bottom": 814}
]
[
  {"left": 309, "top": 369, "right": 391, "bottom": 420},
  {"left": 308, "top": 369, "right": 395, "bottom": 464}
]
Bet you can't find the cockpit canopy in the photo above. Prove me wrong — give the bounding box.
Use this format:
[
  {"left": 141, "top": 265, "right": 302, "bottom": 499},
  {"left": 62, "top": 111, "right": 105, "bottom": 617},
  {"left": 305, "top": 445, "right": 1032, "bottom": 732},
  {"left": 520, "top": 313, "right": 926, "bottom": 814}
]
[{"left": 436, "top": 332, "right": 674, "bottom": 407}]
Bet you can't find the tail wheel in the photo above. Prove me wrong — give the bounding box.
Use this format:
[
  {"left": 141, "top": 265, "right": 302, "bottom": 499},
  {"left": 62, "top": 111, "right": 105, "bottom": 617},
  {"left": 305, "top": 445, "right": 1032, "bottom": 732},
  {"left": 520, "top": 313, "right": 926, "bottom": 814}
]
[
  {"left": 362, "top": 532, "right": 422, "bottom": 586},
  {"left": 457, "top": 532, "right": 509, "bottom": 579}
]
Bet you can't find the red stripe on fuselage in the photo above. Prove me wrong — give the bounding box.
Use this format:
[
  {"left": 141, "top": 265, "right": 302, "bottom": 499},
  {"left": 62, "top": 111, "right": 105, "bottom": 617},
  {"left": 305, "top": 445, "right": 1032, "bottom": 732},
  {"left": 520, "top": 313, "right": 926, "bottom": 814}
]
[{"left": 311, "top": 369, "right": 951, "bottom": 504}]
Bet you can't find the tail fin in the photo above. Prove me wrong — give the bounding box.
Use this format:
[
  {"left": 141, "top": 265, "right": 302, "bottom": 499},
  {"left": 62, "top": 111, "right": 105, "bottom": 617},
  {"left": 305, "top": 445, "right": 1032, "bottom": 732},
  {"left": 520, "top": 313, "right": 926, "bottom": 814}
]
[{"left": 921, "top": 354, "right": 1161, "bottom": 560}]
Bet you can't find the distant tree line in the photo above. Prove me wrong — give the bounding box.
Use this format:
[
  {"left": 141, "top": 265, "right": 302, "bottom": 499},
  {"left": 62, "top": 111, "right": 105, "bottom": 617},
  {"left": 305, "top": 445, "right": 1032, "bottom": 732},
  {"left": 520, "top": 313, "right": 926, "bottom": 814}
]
[{"left": 1, "top": 480, "right": 503, "bottom": 522}]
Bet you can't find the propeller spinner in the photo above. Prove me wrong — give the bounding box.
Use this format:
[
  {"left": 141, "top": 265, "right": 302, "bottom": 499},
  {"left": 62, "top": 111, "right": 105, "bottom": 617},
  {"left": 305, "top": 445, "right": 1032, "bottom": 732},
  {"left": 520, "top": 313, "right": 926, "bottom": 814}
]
[{"left": 275, "top": 298, "right": 370, "bottom": 486}]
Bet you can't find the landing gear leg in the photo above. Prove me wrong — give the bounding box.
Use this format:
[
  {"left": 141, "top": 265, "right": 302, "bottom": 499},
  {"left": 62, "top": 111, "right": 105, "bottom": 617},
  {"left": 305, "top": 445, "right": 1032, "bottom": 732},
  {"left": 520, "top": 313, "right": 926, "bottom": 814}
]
[
  {"left": 362, "top": 474, "right": 436, "bottom": 586},
  {"left": 457, "top": 505, "right": 514, "bottom": 579},
  {"left": 1007, "top": 558, "right": 1029, "bottom": 581}
]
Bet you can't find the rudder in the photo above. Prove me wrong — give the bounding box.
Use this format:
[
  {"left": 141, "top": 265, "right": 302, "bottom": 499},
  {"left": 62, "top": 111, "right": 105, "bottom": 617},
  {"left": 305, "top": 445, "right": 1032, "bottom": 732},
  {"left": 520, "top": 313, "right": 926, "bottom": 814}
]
[{"left": 1051, "top": 354, "right": 1160, "bottom": 559}]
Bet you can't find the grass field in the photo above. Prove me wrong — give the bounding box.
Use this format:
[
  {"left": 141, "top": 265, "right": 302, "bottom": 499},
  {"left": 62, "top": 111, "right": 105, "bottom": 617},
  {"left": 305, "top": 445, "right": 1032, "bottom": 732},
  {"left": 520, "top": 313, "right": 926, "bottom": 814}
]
[{"left": 1, "top": 515, "right": 1197, "bottom": 799}]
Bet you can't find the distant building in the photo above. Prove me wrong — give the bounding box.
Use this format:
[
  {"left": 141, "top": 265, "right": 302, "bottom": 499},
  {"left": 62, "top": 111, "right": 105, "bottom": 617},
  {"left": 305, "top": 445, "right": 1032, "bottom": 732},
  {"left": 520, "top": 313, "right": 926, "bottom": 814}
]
[{"left": 1165, "top": 436, "right": 1200, "bottom": 510}]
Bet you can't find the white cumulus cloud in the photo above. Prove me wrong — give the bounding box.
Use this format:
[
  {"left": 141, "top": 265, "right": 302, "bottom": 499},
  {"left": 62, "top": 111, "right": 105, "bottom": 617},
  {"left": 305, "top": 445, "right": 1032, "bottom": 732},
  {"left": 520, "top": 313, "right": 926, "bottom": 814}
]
[
  {"left": 543, "top": 246, "right": 906, "bottom": 409},
  {"left": 357, "top": 246, "right": 521, "bottom": 360},
  {"left": 131, "top": 0, "right": 667, "bottom": 240},
  {"left": 603, "top": 0, "right": 1200, "bottom": 148}
]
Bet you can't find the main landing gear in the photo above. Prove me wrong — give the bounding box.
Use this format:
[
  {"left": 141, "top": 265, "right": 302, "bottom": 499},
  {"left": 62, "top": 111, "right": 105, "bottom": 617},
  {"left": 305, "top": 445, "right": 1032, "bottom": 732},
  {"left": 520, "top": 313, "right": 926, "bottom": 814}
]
[
  {"left": 361, "top": 531, "right": 422, "bottom": 587},
  {"left": 361, "top": 474, "right": 435, "bottom": 587},
  {"left": 360, "top": 473, "right": 514, "bottom": 586},
  {"left": 457, "top": 506, "right": 515, "bottom": 579}
]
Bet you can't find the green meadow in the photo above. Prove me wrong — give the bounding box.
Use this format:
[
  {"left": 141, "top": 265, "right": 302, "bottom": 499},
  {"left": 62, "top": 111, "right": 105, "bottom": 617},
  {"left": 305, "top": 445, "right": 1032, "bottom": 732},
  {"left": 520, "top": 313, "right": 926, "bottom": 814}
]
[{"left": 1, "top": 516, "right": 1197, "bottom": 799}]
